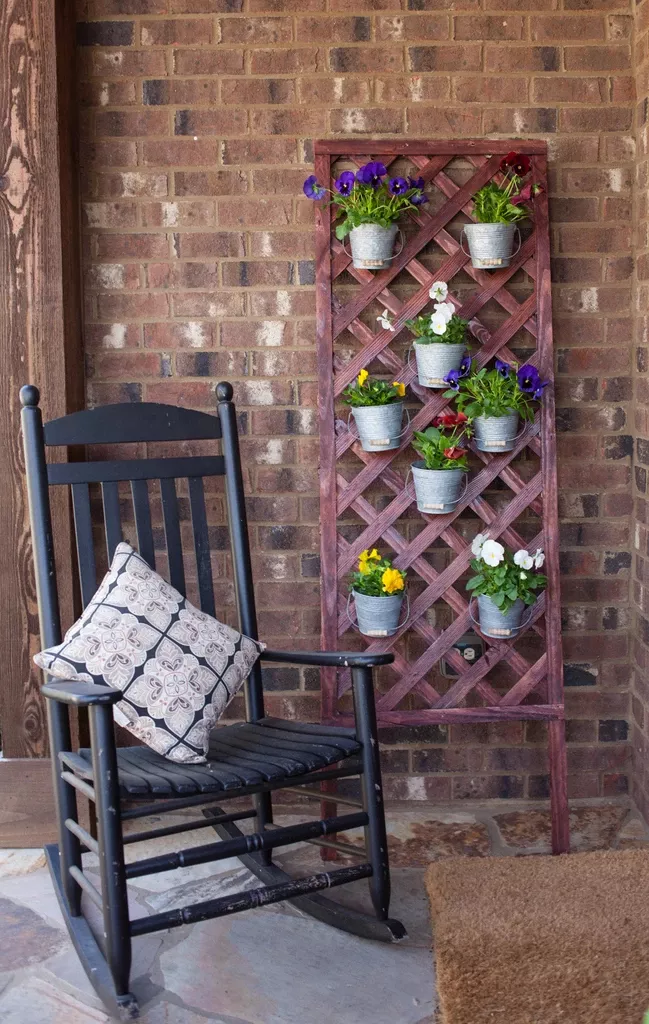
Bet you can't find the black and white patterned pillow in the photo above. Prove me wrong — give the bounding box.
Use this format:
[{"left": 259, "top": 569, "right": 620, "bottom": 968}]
[{"left": 34, "top": 542, "right": 264, "bottom": 764}]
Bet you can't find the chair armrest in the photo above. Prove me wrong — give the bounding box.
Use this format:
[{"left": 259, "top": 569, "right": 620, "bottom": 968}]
[
  {"left": 42, "top": 680, "right": 121, "bottom": 708},
  {"left": 260, "top": 649, "right": 394, "bottom": 669}
]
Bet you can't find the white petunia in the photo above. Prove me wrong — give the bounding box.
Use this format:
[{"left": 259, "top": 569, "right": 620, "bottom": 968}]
[
  {"left": 534, "top": 548, "right": 545, "bottom": 569},
  {"left": 433, "top": 301, "right": 455, "bottom": 322},
  {"left": 514, "top": 549, "right": 534, "bottom": 570},
  {"left": 377, "top": 309, "right": 395, "bottom": 332},
  {"left": 471, "top": 533, "right": 487, "bottom": 557},
  {"left": 481, "top": 540, "right": 505, "bottom": 567},
  {"left": 429, "top": 280, "right": 448, "bottom": 302},
  {"left": 431, "top": 315, "right": 449, "bottom": 336}
]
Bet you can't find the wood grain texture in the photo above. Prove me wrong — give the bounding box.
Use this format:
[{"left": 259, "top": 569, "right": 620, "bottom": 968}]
[
  {"left": 0, "top": 758, "right": 57, "bottom": 845},
  {"left": 0, "top": 0, "right": 82, "bottom": 763},
  {"left": 315, "top": 140, "right": 568, "bottom": 849}
]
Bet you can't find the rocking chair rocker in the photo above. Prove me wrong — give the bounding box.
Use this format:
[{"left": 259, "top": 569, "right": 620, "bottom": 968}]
[{"left": 20, "top": 382, "right": 405, "bottom": 1021}]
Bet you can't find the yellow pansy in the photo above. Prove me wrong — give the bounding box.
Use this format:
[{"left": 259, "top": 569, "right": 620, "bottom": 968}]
[
  {"left": 392, "top": 381, "right": 406, "bottom": 398},
  {"left": 368, "top": 548, "right": 381, "bottom": 561},
  {"left": 357, "top": 368, "right": 369, "bottom": 387},
  {"left": 382, "top": 568, "right": 405, "bottom": 594},
  {"left": 358, "top": 560, "right": 370, "bottom": 574}
]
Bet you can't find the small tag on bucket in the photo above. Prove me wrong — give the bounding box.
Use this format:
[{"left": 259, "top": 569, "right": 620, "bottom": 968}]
[
  {"left": 476, "top": 258, "right": 503, "bottom": 267},
  {"left": 364, "top": 629, "right": 389, "bottom": 637},
  {"left": 359, "top": 260, "right": 384, "bottom": 269},
  {"left": 489, "top": 627, "right": 512, "bottom": 636},
  {"left": 425, "top": 378, "right": 445, "bottom": 386},
  {"left": 369, "top": 438, "right": 390, "bottom": 446},
  {"left": 422, "top": 502, "right": 445, "bottom": 510},
  {"left": 487, "top": 439, "right": 507, "bottom": 447}
]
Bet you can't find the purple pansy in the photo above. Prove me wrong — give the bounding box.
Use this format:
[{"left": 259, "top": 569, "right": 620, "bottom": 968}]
[
  {"left": 517, "top": 364, "right": 541, "bottom": 394},
  {"left": 444, "top": 369, "right": 461, "bottom": 391},
  {"left": 303, "top": 175, "right": 326, "bottom": 200},
  {"left": 458, "top": 355, "right": 472, "bottom": 377},
  {"left": 389, "top": 176, "right": 409, "bottom": 195},
  {"left": 408, "top": 176, "right": 425, "bottom": 191},
  {"left": 335, "top": 170, "right": 356, "bottom": 196},
  {"left": 495, "top": 358, "right": 510, "bottom": 378},
  {"left": 532, "top": 379, "right": 550, "bottom": 401},
  {"left": 356, "top": 162, "right": 387, "bottom": 189},
  {"left": 411, "top": 193, "right": 429, "bottom": 206}
]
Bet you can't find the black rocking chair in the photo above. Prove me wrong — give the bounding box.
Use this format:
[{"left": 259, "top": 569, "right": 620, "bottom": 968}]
[{"left": 20, "top": 382, "right": 405, "bottom": 1020}]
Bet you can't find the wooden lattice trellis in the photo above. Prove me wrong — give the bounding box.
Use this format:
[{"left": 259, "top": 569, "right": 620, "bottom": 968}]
[{"left": 315, "top": 139, "right": 569, "bottom": 853}]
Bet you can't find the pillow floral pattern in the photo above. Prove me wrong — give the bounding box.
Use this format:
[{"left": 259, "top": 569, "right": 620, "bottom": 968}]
[{"left": 34, "top": 542, "right": 264, "bottom": 764}]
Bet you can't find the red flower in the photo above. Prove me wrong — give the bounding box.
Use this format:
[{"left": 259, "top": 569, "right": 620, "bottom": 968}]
[
  {"left": 433, "top": 410, "right": 469, "bottom": 428},
  {"left": 455, "top": 411, "right": 469, "bottom": 423},
  {"left": 444, "top": 446, "right": 468, "bottom": 459},
  {"left": 500, "top": 151, "right": 518, "bottom": 173},
  {"left": 510, "top": 181, "right": 544, "bottom": 207}
]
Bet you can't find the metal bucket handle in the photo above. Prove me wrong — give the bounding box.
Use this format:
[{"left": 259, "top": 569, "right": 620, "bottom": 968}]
[
  {"left": 405, "top": 466, "right": 469, "bottom": 509},
  {"left": 468, "top": 596, "right": 534, "bottom": 638},
  {"left": 342, "top": 227, "right": 405, "bottom": 263},
  {"left": 346, "top": 403, "right": 411, "bottom": 441},
  {"left": 459, "top": 225, "right": 521, "bottom": 261},
  {"left": 346, "top": 590, "right": 410, "bottom": 635}
]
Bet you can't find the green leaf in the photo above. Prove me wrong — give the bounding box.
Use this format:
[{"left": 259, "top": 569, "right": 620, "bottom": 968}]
[{"left": 335, "top": 220, "right": 351, "bottom": 240}]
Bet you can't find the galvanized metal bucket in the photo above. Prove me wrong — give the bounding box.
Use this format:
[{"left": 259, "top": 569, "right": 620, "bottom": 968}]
[
  {"left": 473, "top": 411, "right": 520, "bottom": 452},
  {"left": 461, "top": 223, "right": 520, "bottom": 270},
  {"left": 351, "top": 402, "right": 404, "bottom": 452},
  {"left": 411, "top": 463, "right": 466, "bottom": 514},
  {"left": 473, "top": 595, "right": 525, "bottom": 639},
  {"left": 348, "top": 223, "right": 400, "bottom": 270},
  {"left": 351, "top": 590, "right": 405, "bottom": 637},
  {"left": 412, "top": 342, "right": 466, "bottom": 389}
]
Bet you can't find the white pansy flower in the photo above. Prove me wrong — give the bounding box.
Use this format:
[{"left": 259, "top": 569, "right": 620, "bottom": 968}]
[
  {"left": 431, "top": 314, "right": 449, "bottom": 336},
  {"left": 429, "top": 280, "right": 448, "bottom": 302},
  {"left": 534, "top": 548, "right": 545, "bottom": 569},
  {"left": 514, "top": 549, "right": 534, "bottom": 570},
  {"left": 481, "top": 540, "right": 505, "bottom": 567},
  {"left": 471, "top": 533, "right": 487, "bottom": 557},
  {"left": 377, "top": 309, "right": 395, "bottom": 332},
  {"left": 433, "top": 301, "right": 455, "bottom": 322}
]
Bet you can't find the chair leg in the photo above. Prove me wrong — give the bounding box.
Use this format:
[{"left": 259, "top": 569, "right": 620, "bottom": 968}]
[
  {"left": 351, "top": 665, "right": 391, "bottom": 922},
  {"left": 47, "top": 698, "right": 83, "bottom": 916},
  {"left": 253, "top": 791, "right": 274, "bottom": 866},
  {"left": 89, "top": 704, "right": 132, "bottom": 998}
]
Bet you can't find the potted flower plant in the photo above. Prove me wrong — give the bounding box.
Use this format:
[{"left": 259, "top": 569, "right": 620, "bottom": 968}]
[
  {"left": 463, "top": 152, "right": 544, "bottom": 270},
  {"left": 406, "top": 280, "right": 470, "bottom": 389},
  {"left": 410, "top": 412, "right": 470, "bottom": 514},
  {"left": 444, "top": 358, "right": 549, "bottom": 453},
  {"left": 303, "top": 166, "right": 427, "bottom": 271},
  {"left": 467, "top": 535, "right": 546, "bottom": 638},
  {"left": 350, "top": 548, "right": 407, "bottom": 637},
  {"left": 343, "top": 369, "right": 406, "bottom": 452}
]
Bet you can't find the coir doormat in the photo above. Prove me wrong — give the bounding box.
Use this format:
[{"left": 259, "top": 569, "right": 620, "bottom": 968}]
[{"left": 427, "top": 849, "right": 649, "bottom": 1024}]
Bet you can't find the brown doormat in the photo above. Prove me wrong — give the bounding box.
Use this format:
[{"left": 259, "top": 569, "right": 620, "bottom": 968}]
[{"left": 426, "top": 849, "right": 649, "bottom": 1024}]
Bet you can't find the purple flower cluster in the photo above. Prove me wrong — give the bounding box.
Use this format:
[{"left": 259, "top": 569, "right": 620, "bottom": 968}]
[
  {"left": 516, "top": 363, "right": 550, "bottom": 401},
  {"left": 444, "top": 356, "right": 472, "bottom": 390},
  {"left": 301, "top": 164, "right": 428, "bottom": 204},
  {"left": 303, "top": 175, "right": 326, "bottom": 200}
]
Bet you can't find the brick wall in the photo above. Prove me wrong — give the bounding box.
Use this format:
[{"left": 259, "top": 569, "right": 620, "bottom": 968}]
[
  {"left": 632, "top": 0, "right": 649, "bottom": 818},
  {"left": 76, "top": 0, "right": 637, "bottom": 804}
]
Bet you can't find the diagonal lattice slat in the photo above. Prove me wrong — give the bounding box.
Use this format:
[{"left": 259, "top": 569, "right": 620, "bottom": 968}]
[{"left": 315, "top": 140, "right": 568, "bottom": 859}]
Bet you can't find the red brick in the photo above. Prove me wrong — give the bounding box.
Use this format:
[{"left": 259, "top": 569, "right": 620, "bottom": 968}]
[
  {"left": 250, "top": 48, "right": 320, "bottom": 75},
  {"left": 219, "top": 16, "right": 292, "bottom": 44},
  {"left": 329, "top": 46, "right": 404, "bottom": 74},
  {"left": 409, "top": 44, "right": 481, "bottom": 72},
  {"left": 172, "top": 232, "right": 244, "bottom": 258},
  {"left": 175, "top": 351, "right": 248, "bottom": 376},
  {"left": 97, "top": 292, "right": 170, "bottom": 319},
  {"left": 221, "top": 139, "right": 298, "bottom": 164},
  {"left": 171, "top": 292, "right": 246, "bottom": 317},
  {"left": 531, "top": 76, "right": 607, "bottom": 103},
  {"left": 331, "top": 108, "right": 405, "bottom": 134},
  {"left": 86, "top": 49, "right": 167, "bottom": 77},
  {"left": 250, "top": 109, "right": 328, "bottom": 136},
  {"left": 559, "top": 107, "right": 633, "bottom": 132},
  {"left": 141, "top": 200, "right": 216, "bottom": 228},
  {"left": 142, "top": 139, "right": 220, "bottom": 166},
  {"left": 174, "top": 170, "right": 249, "bottom": 196},
  {"left": 140, "top": 18, "right": 214, "bottom": 45},
  {"left": 174, "top": 109, "right": 248, "bottom": 136},
  {"left": 455, "top": 15, "right": 524, "bottom": 39},
  {"left": 221, "top": 78, "right": 296, "bottom": 106},
  {"left": 558, "top": 225, "right": 632, "bottom": 254},
  {"left": 96, "top": 233, "right": 170, "bottom": 258},
  {"left": 377, "top": 14, "right": 450, "bottom": 41},
  {"left": 218, "top": 197, "right": 293, "bottom": 227},
  {"left": 143, "top": 79, "right": 220, "bottom": 106},
  {"left": 88, "top": 351, "right": 162, "bottom": 379},
  {"left": 172, "top": 48, "right": 245, "bottom": 75},
  {"left": 374, "top": 75, "right": 450, "bottom": 104},
  {"left": 407, "top": 107, "right": 481, "bottom": 134},
  {"left": 454, "top": 76, "right": 525, "bottom": 103},
  {"left": 482, "top": 107, "right": 557, "bottom": 134},
  {"left": 531, "top": 15, "right": 606, "bottom": 41},
  {"left": 484, "top": 45, "right": 560, "bottom": 73},
  {"left": 94, "top": 110, "right": 170, "bottom": 137},
  {"left": 144, "top": 322, "right": 217, "bottom": 348},
  {"left": 564, "top": 45, "right": 632, "bottom": 72}
]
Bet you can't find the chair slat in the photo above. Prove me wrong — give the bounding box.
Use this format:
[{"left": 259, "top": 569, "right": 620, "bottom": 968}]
[
  {"left": 101, "top": 481, "right": 123, "bottom": 563},
  {"left": 131, "top": 479, "right": 155, "bottom": 568},
  {"left": 188, "top": 476, "right": 215, "bottom": 616},
  {"left": 71, "top": 484, "right": 98, "bottom": 607},
  {"left": 48, "top": 456, "right": 224, "bottom": 486},
  {"left": 160, "top": 478, "right": 185, "bottom": 595}
]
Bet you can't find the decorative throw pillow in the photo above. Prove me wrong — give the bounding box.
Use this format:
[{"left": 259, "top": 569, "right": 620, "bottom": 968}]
[{"left": 34, "top": 542, "right": 264, "bottom": 764}]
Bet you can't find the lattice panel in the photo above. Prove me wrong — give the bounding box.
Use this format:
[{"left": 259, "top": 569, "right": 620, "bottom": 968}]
[{"left": 315, "top": 140, "right": 566, "bottom": 808}]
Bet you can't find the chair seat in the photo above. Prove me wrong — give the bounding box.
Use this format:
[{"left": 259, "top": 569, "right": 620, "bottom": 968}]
[{"left": 72, "top": 717, "right": 361, "bottom": 798}]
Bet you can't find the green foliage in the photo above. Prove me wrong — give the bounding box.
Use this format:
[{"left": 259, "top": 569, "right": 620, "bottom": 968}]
[
  {"left": 471, "top": 181, "right": 528, "bottom": 225},
  {"left": 342, "top": 371, "right": 405, "bottom": 408},
  {"left": 444, "top": 362, "right": 536, "bottom": 421},
  {"left": 334, "top": 183, "right": 419, "bottom": 240},
  {"left": 411, "top": 425, "right": 470, "bottom": 471},
  {"left": 406, "top": 313, "right": 468, "bottom": 346},
  {"left": 467, "top": 555, "right": 547, "bottom": 613}
]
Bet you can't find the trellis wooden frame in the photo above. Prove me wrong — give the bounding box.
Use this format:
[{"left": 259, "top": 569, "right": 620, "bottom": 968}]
[{"left": 315, "top": 139, "right": 569, "bottom": 854}]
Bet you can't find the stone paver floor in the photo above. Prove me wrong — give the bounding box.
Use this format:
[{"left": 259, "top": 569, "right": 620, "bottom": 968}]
[{"left": 0, "top": 795, "right": 646, "bottom": 1023}]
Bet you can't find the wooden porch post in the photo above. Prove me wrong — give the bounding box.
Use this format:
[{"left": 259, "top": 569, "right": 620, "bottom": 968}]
[{"left": 0, "top": 0, "right": 83, "bottom": 845}]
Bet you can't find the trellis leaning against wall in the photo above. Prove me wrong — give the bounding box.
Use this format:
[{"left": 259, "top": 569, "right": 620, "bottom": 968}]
[{"left": 314, "top": 139, "right": 569, "bottom": 854}]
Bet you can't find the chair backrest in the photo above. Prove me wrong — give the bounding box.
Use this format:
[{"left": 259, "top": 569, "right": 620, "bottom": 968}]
[{"left": 20, "top": 381, "right": 265, "bottom": 720}]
